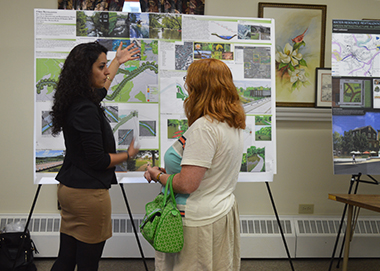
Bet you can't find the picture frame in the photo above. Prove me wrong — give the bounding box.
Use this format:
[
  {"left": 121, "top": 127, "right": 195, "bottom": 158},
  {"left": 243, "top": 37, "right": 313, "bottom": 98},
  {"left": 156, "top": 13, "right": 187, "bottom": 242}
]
[
  {"left": 258, "top": 3, "right": 327, "bottom": 107},
  {"left": 315, "top": 68, "right": 332, "bottom": 108}
]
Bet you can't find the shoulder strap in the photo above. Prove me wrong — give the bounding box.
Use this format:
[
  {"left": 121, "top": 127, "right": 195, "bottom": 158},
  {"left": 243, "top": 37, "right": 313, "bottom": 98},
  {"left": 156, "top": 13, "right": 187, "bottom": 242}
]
[{"left": 163, "top": 174, "right": 176, "bottom": 206}]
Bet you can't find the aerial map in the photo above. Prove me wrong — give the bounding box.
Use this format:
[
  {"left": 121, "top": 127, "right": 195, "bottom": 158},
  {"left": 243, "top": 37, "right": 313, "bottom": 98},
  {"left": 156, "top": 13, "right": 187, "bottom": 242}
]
[{"left": 332, "top": 33, "right": 380, "bottom": 77}]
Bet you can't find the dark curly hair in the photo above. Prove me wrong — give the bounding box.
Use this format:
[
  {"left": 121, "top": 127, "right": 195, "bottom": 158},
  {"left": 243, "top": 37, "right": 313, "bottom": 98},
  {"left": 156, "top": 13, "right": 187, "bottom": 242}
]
[{"left": 50, "top": 42, "right": 108, "bottom": 136}]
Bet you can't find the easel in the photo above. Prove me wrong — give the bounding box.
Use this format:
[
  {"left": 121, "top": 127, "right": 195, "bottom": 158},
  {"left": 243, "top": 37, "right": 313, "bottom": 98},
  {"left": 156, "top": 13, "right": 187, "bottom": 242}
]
[
  {"left": 23, "top": 183, "right": 150, "bottom": 271},
  {"left": 24, "top": 180, "right": 292, "bottom": 271},
  {"left": 328, "top": 173, "right": 378, "bottom": 271},
  {"left": 266, "top": 181, "right": 295, "bottom": 271},
  {"left": 119, "top": 183, "right": 149, "bottom": 271}
]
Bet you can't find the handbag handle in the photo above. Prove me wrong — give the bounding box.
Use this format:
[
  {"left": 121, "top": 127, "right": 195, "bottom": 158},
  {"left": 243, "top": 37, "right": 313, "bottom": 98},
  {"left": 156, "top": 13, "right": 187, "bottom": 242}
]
[{"left": 163, "top": 174, "right": 176, "bottom": 207}]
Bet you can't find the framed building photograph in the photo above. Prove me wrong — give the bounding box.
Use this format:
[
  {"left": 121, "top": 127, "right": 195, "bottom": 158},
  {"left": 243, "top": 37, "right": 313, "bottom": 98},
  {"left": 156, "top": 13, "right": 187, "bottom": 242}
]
[
  {"left": 258, "top": 3, "right": 327, "bottom": 107},
  {"left": 315, "top": 68, "right": 332, "bottom": 108}
]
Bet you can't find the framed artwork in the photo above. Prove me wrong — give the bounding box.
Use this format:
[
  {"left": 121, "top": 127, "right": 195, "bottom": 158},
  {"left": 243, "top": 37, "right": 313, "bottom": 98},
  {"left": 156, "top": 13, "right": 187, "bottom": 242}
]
[
  {"left": 258, "top": 3, "right": 327, "bottom": 107},
  {"left": 315, "top": 68, "right": 332, "bottom": 108}
]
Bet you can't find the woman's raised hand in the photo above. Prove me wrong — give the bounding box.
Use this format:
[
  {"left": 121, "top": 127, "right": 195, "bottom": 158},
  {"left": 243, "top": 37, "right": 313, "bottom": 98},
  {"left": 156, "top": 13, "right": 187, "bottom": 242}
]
[{"left": 116, "top": 42, "right": 141, "bottom": 65}]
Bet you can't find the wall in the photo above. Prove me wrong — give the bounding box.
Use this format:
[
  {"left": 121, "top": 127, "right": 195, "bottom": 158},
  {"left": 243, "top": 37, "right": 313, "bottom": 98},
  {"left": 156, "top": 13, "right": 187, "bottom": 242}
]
[{"left": 1, "top": 0, "right": 380, "bottom": 218}]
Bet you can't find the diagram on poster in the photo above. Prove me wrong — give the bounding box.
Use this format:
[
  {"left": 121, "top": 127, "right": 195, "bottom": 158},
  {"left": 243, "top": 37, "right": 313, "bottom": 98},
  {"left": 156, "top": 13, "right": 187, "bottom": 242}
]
[
  {"left": 332, "top": 20, "right": 380, "bottom": 175},
  {"left": 332, "top": 33, "right": 380, "bottom": 77},
  {"left": 34, "top": 9, "right": 276, "bottom": 183}
]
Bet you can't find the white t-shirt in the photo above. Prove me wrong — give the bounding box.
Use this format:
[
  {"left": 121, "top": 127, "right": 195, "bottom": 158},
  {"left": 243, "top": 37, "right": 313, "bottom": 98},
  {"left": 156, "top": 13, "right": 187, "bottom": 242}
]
[{"left": 167, "top": 116, "right": 243, "bottom": 227}]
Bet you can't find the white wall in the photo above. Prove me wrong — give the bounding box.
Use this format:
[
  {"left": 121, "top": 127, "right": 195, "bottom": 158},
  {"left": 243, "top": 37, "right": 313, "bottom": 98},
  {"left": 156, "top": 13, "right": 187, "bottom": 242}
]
[{"left": 1, "top": 0, "right": 380, "bottom": 218}]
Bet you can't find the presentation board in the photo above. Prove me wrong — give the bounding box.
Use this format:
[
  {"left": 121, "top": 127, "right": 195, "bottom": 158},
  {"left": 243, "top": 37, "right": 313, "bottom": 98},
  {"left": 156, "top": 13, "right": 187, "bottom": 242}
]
[
  {"left": 332, "top": 19, "right": 380, "bottom": 175},
  {"left": 34, "top": 9, "right": 277, "bottom": 184}
]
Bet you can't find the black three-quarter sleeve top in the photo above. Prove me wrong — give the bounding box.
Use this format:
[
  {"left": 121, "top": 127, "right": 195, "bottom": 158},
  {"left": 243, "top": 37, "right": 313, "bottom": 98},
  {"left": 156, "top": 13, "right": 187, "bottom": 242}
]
[{"left": 56, "top": 88, "right": 117, "bottom": 189}]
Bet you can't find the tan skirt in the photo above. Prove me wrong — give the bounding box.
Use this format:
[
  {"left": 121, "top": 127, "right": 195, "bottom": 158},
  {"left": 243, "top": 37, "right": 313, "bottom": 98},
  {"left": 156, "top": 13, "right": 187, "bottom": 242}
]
[
  {"left": 57, "top": 183, "right": 112, "bottom": 244},
  {"left": 155, "top": 199, "right": 241, "bottom": 271}
]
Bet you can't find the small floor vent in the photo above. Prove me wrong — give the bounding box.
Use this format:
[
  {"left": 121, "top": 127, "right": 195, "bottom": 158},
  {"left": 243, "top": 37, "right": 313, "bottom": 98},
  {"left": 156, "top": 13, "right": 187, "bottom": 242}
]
[
  {"left": 111, "top": 217, "right": 143, "bottom": 234},
  {"left": 240, "top": 218, "right": 292, "bottom": 234}
]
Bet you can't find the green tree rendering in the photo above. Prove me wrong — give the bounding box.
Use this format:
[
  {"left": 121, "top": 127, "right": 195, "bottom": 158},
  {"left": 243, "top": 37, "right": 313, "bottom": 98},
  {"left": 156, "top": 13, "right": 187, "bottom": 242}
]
[
  {"left": 341, "top": 131, "right": 355, "bottom": 154},
  {"left": 92, "top": 13, "right": 108, "bottom": 36},
  {"left": 255, "top": 115, "right": 271, "bottom": 125},
  {"left": 335, "top": 130, "right": 370, "bottom": 155},
  {"left": 76, "top": 11, "right": 88, "bottom": 36},
  {"left": 333, "top": 131, "right": 342, "bottom": 151},
  {"left": 246, "top": 146, "right": 265, "bottom": 172},
  {"left": 353, "top": 132, "right": 369, "bottom": 152},
  {"left": 256, "top": 127, "right": 271, "bottom": 141},
  {"left": 240, "top": 153, "right": 247, "bottom": 172},
  {"left": 150, "top": 14, "right": 163, "bottom": 29},
  {"left": 162, "top": 15, "right": 182, "bottom": 30}
]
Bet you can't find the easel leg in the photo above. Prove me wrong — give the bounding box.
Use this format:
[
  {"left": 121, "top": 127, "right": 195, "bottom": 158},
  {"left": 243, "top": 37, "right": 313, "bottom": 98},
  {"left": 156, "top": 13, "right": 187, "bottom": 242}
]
[
  {"left": 119, "top": 184, "right": 149, "bottom": 271},
  {"left": 342, "top": 205, "right": 353, "bottom": 271},
  {"left": 329, "top": 173, "right": 366, "bottom": 270},
  {"left": 25, "top": 184, "right": 42, "bottom": 230},
  {"left": 265, "top": 182, "right": 295, "bottom": 271},
  {"left": 335, "top": 180, "right": 361, "bottom": 267},
  {"left": 328, "top": 176, "right": 356, "bottom": 271},
  {"left": 328, "top": 203, "right": 348, "bottom": 271},
  {"left": 12, "top": 184, "right": 42, "bottom": 271}
]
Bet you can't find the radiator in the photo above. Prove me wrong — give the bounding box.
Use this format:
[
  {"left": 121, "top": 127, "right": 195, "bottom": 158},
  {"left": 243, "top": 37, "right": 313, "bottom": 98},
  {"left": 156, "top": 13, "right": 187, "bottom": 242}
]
[{"left": 1, "top": 214, "right": 380, "bottom": 258}]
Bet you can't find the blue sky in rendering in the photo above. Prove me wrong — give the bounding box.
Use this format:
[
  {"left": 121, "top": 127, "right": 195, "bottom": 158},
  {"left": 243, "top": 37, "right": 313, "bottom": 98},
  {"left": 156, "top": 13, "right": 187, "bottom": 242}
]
[
  {"left": 332, "top": 112, "right": 380, "bottom": 135},
  {"left": 36, "top": 150, "right": 64, "bottom": 158}
]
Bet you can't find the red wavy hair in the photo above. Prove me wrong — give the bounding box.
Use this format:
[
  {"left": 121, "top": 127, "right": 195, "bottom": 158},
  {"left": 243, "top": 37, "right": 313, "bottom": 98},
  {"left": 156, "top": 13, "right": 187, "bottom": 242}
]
[{"left": 183, "top": 59, "right": 246, "bottom": 129}]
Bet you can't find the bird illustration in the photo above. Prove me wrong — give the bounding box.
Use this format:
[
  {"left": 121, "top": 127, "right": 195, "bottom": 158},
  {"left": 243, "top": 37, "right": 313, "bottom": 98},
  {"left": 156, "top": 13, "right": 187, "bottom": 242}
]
[{"left": 292, "top": 28, "right": 308, "bottom": 43}]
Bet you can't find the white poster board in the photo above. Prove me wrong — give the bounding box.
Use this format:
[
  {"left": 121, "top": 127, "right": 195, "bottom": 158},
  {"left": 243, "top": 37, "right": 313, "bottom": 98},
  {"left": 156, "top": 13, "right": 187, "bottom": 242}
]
[
  {"left": 34, "top": 9, "right": 277, "bottom": 184},
  {"left": 332, "top": 19, "right": 380, "bottom": 175}
]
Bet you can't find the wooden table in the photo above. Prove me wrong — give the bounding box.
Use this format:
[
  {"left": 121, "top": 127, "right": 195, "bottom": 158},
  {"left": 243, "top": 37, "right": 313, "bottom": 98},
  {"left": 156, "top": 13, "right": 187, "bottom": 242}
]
[{"left": 328, "top": 194, "right": 380, "bottom": 271}]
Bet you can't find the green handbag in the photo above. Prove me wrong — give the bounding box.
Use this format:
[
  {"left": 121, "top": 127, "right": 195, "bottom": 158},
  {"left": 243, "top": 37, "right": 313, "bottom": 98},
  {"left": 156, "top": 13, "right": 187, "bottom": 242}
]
[{"left": 140, "top": 174, "right": 184, "bottom": 253}]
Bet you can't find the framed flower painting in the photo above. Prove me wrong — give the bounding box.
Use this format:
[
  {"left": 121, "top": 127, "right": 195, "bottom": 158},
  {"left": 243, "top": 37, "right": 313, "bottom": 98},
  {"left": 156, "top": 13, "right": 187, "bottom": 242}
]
[{"left": 258, "top": 3, "right": 327, "bottom": 107}]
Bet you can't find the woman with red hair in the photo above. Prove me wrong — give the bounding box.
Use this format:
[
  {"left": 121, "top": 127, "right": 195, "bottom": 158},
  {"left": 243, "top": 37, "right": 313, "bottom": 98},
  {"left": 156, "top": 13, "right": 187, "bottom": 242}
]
[{"left": 144, "top": 58, "right": 246, "bottom": 271}]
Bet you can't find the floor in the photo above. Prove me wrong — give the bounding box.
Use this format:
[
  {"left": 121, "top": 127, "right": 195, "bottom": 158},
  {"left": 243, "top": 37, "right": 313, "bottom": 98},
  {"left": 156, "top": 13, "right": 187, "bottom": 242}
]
[{"left": 33, "top": 257, "right": 380, "bottom": 271}]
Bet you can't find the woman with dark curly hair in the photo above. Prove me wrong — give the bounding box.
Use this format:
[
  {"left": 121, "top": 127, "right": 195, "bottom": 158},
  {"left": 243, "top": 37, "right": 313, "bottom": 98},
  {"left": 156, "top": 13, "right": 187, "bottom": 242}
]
[{"left": 50, "top": 41, "right": 140, "bottom": 271}]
